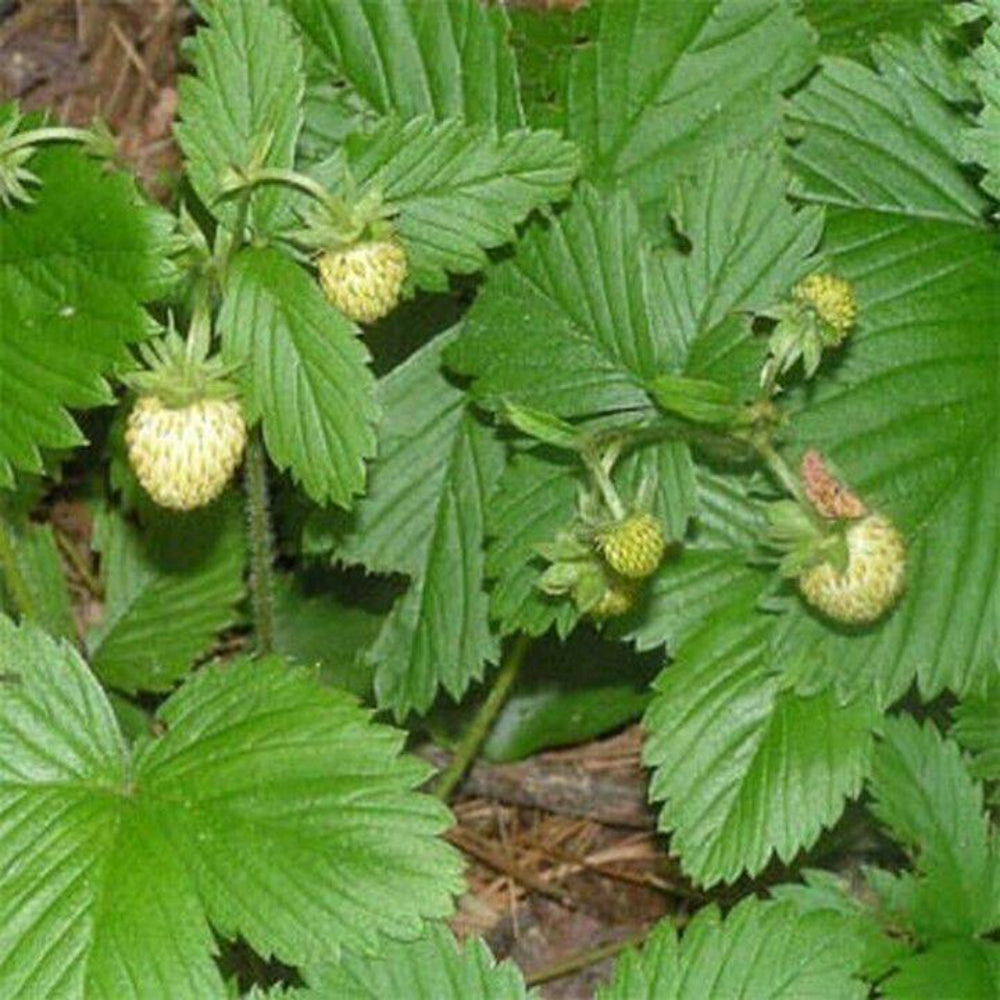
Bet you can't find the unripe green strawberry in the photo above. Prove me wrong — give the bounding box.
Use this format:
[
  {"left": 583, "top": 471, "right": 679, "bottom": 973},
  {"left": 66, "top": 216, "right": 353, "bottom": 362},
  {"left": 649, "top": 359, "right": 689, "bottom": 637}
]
[
  {"left": 799, "top": 514, "right": 906, "bottom": 624},
  {"left": 793, "top": 273, "right": 857, "bottom": 341},
  {"left": 600, "top": 513, "right": 666, "bottom": 580},
  {"left": 126, "top": 396, "right": 247, "bottom": 511},
  {"left": 589, "top": 577, "right": 637, "bottom": 619},
  {"left": 318, "top": 239, "right": 407, "bottom": 324}
]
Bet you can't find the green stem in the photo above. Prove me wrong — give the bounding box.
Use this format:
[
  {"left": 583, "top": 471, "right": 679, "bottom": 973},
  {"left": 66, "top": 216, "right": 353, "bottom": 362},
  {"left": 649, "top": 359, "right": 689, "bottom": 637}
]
[
  {"left": 0, "top": 516, "right": 36, "bottom": 621},
  {"left": 433, "top": 634, "right": 532, "bottom": 802},
  {"left": 754, "top": 438, "right": 809, "bottom": 508},
  {"left": 220, "top": 189, "right": 253, "bottom": 281},
  {"left": 2, "top": 125, "right": 97, "bottom": 154},
  {"left": 244, "top": 430, "right": 277, "bottom": 655},
  {"left": 524, "top": 928, "right": 656, "bottom": 987}
]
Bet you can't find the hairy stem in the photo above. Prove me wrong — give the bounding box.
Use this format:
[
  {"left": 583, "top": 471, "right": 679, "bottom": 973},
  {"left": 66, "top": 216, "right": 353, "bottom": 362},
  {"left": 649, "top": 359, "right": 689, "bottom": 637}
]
[
  {"left": 433, "top": 634, "right": 532, "bottom": 802},
  {"left": 244, "top": 430, "right": 277, "bottom": 655},
  {"left": 0, "top": 515, "right": 35, "bottom": 621}
]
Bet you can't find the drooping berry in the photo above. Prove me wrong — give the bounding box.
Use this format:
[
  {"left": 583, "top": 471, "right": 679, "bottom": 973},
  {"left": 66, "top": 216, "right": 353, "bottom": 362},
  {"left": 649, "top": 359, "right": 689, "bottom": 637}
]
[
  {"left": 600, "top": 513, "right": 666, "bottom": 580},
  {"left": 798, "top": 514, "right": 906, "bottom": 624},
  {"left": 793, "top": 273, "right": 858, "bottom": 342},
  {"left": 126, "top": 396, "right": 247, "bottom": 511},
  {"left": 318, "top": 239, "right": 407, "bottom": 324}
]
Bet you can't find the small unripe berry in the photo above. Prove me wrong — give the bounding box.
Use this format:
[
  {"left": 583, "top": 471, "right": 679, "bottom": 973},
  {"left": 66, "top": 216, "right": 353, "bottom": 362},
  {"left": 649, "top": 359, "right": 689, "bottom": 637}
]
[
  {"left": 126, "top": 396, "right": 247, "bottom": 511},
  {"left": 318, "top": 239, "right": 407, "bottom": 324},
  {"left": 793, "top": 273, "right": 857, "bottom": 341},
  {"left": 600, "top": 513, "right": 666, "bottom": 580},
  {"left": 589, "top": 578, "right": 637, "bottom": 619},
  {"left": 799, "top": 514, "right": 906, "bottom": 624}
]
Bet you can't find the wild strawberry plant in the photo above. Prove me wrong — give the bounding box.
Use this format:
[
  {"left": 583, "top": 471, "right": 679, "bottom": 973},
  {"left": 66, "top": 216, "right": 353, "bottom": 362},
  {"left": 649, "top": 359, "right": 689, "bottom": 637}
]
[{"left": 0, "top": 0, "right": 997, "bottom": 997}]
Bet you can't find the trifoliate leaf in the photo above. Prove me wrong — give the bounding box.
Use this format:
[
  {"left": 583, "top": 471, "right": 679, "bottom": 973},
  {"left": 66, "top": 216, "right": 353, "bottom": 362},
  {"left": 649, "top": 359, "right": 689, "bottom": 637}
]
[
  {"left": 773, "top": 39, "right": 999, "bottom": 706},
  {"left": 219, "top": 247, "right": 378, "bottom": 507},
  {"left": 335, "top": 329, "right": 504, "bottom": 716},
  {"left": 87, "top": 499, "right": 246, "bottom": 693},
  {"left": 176, "top": 0, "right": 304, "bottom": 233},
  {"left": 598, "top": 899, "right": 866, "bottom": 1000},
  {"left": 0, "top": 509, "right": 75, "bottom": 641},
  {"left": 961, "top": 0, "right": 1000, "bottom": 209},
  {"left": 345, "top": 116, "right": 579, "bottom": 291},
  {"left": 882, "top": 939, "right": 1000, "bottom": 1000},
  {"left": 644, "top": 600, "right": 879, "bottom": 886},
  {"left": 278, "top": 0, "right": 523, "bottom": 131},
  {"left": 869, "top": 715, "right": 998, "bottom": 940},
  {"left": 302, "top": 924, "right": 532, "bottom": 999},
  {"left": 0, "top": 148, "right": 173, "bottom": 484},
  {"left": 0, "top": 619, "right": 462, "bottom": 998},
  {"left": 566, "top": 0, "right": 816, "bottom": 224},
  {"left": 954, "top": 681, "right": 1000, "bottom": 783}
]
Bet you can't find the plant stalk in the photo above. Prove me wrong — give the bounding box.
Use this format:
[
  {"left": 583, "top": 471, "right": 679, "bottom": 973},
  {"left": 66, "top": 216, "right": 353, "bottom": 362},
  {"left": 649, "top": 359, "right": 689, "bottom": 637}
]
[
  {"left": 433, "top": 633, "right": 532, "bottom": 801},
  {"left": 524, "top": 928, "right": 655, "bottom": 987},
  {"left": 244, "top": 430, "right": 277, "bottom": 655}
]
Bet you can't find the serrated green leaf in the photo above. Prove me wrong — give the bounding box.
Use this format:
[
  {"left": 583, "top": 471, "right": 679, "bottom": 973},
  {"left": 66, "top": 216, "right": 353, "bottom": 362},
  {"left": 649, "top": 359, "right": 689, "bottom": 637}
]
[
  {"left": 598, "top": 899, "right": 866, "bottom": 1000},
  {"left": 801, "top": 0, "right": 951, "bottom": 61},
  {"left": 962, "top": 0, "right": 1000, "bottom": 208},
  {"left": 772, "top": 41, "right": 999, "bottom": 706},
  {"left": 335, "top": 330, "right": 504, "bottom": 716},
  {"left": 302, "top": 924, "right": 531, "bottom": 999},
  {"left": 644, "top": 601, "right": 879, "bottom": 886},
  {"left": 176, "top": 0, "right": 304, "bottom": 232},
  {"left": 0, "top": 148, "right": 173, "bottom": 482},
  {"left": 345, "top": 116, "right": 579, "bottom": 292},
  {"left": 882, "top": 939, "right": 1000, "bottom": 1000},
  {"left": 446, "top": 184, "right": 682, "bottom": 416},
  {"left": 954, "top": 681, "right": 1000, "bottom": 782},
  {"left": 279, "top": 0, "right": 523, "bottom": 133},
  {"left": 0, "top": 511, "right": 75, "bottom": 641},
  {"left": 219, "top": 247, "right": 378, "bottom": 507},
  {"left": 869, "top": 715, "right": 998, "bottom": 940},
  {"left": 87, "top": 499, "right": 246, "bottom": 694},
  {"left": 566, "top": 0, "right": 816, "bottom": 224},
  {"left": 0, "top": 619, "right": 462, "bottom": 998}
]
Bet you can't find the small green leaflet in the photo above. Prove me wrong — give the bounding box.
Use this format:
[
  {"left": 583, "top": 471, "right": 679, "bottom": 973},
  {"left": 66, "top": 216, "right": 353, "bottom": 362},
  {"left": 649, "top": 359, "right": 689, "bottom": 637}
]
[
  {"left": 87, "top": 498, "right": 246, "bottom": 694},
  {"left": 961, "top": 0, "right": 1000, "bottom": 209},
  {"left": 335, "top": 329, "right": 504, "bottom": 717},
  {"left": 0, "top": 147, "right": 173, "bottom": 485},
  {"left": 643, "top": 598, "right": 878, "bottom": 887},
  {"left": 279, "top": 0, "right": 524, "bottom": 132},
  {"left": 869, "top": 716, "right": 999, "bottom": 941},
  {"left": 773, "top": 38, "right": 999, "bottom": 706},
  {"left": 566, "top": 0, "right": 816, "bottom": 225},
  {"left": 598, "top": 899, "right": 865, "bottom": 1000},
  {"left": 176, "top": 0, "right": 304, "bottom": 234},
  {"left": 219, "top": 247, "right": 378, "bottom": 507},
  {"left": 344, "top": 116, "right": 579, "bottom": 292},
  {"left": 0, "top": 619, "right": 462, "bottom": 999},
  {"left": 302, "top": 924, "right": 532, "bottom": 999}
]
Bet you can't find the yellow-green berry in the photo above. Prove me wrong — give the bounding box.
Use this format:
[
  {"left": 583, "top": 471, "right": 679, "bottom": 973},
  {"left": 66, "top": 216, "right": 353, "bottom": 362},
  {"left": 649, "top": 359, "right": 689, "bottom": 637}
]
[
  {"left": 793, "top": 273, "right": 857, "bottom": 341},
  {"left": 799, "top": 513, "right": 906, "bottom": 624},
  {"left": 318, "top": 239, "right": 407, "bottom": 324},
  {"left": 126, "top": 396, "right": 247, "bottom": 511},
  {"left": 600, "top": 513, "right": 666, "bottom": 580},
  {"left": 589, "top": 578, "right": 637, "bottom": 619}
]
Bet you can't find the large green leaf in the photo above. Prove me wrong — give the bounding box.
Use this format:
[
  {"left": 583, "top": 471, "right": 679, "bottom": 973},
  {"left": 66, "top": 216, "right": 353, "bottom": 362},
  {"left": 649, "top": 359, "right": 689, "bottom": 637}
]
[
  {"left": 87, "top": 499, "right": 246, "bottom": 694},
  {"left": 644, "top": 600, "right": 879, "bottom": 886},
  {"left": 772, "top": 40, "right": 999, "bottom": 706},
  {"left": 0, "top": 148, "right": 173, "bottom": 484},
  {"left": 599, "top": 899, "right": 865, "bottom": 1000},
  {"left": 566, "top": 0, "right": 816, "bottom": 223},
  {"left": 0, "top": 619, "right": 462, "bottom": 998},
  {"left": 279, "top": 0, "right": 523, "bottom": 132},
  {"left": 869, "top": 716, "right": 998, "bottom": 940},
  {"left": 176, "top": 0, "right": 304, "bottom": 232},
  {"left": 219, "top": 247, "right": 378, "bottom": 507},
  {"left": 335, "top": 330, "right": 504, "bottom": 716},
  {"left": 344, "top": 116, "right": 579, "bottom": 291},
  {"left": 302, "top": 924, "right": 531, "bottom": 999}
]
